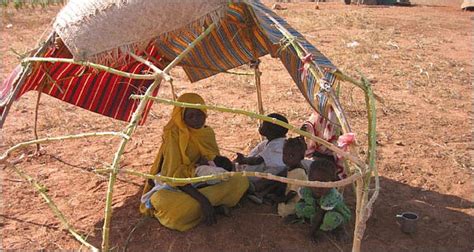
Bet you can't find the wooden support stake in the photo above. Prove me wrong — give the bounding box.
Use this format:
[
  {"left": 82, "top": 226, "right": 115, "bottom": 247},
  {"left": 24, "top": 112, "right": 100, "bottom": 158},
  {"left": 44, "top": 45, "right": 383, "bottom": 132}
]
[
  {"left": 253, "top": 60, "right": 264, "bottom": 116},
  {"left": 2, "top": 161, "right": 99, "bottom": 251},
  {"left": 34, "top": 90, "right": 42, "bottom": 153},
  {"left": 100, "top": 23, "right": 217, "bottom": 251},
  {"left": 95, "top": 168, "right": 362, "bottom": 188},
  {"left": 0, "top": 131, "right": 128, "bottom": 161}
]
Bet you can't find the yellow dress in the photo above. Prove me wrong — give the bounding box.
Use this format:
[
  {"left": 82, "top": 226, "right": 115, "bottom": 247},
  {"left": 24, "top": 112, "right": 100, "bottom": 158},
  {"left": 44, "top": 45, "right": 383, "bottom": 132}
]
[{"left": 140, "top": 93, "right": 249, "bottom": 231}]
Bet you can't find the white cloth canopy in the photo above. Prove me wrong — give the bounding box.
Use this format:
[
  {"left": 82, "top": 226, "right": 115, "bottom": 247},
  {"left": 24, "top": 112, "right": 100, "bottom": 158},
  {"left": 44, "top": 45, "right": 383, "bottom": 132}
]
[{"left": 53, "top": 0, "right": 232, "bottom": 61}]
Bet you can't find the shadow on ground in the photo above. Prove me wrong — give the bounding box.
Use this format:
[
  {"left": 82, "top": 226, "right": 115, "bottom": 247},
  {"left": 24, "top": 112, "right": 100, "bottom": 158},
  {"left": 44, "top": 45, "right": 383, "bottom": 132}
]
[{"left": 84, "top": 176, "right": 473, "bottom": 251}]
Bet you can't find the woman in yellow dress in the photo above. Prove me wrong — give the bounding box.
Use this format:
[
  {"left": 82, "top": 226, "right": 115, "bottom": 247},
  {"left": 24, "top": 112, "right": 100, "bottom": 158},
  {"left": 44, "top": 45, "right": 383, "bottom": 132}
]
[{"left": 140, "top": 93, "right": 249, "bottom": 231}]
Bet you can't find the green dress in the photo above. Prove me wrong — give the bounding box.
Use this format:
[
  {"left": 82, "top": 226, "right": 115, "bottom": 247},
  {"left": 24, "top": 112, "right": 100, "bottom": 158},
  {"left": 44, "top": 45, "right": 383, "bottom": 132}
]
[{"left": 295, "top": 187, "right": 351, "bottom": 231}]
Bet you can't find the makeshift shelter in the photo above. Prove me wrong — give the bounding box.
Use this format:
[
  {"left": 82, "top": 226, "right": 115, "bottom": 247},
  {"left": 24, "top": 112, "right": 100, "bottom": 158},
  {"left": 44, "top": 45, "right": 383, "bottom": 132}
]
[
  {"left": 0, "top": 1, "right": 378, "bottom": 251},
  {"left": 0, "top": 0, "right": 337, "bottom": 126}
]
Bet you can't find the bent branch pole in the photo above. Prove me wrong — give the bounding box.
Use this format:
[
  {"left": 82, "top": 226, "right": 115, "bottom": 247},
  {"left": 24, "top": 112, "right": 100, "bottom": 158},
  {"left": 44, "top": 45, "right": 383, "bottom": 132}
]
[
  {"left": 100, "top": 23, "right": 217, "bottom": 251},
  {"left": 22, "top": 57, "right": 156, "bottom": 80},
  {"left": 95, "top": 168, "right": 362, "bottom": 188},
  {"left": 0, "top": 131, "right": 129, "bottom": 161},
  {"left": 3, "top": 161, "right": 98, "bottom": 252},
  {"left": 350, "top": 74, "right": 379, "bottom": 252},
  {"left": 131, "top": 95, "right": 368, "bottom": 170}
]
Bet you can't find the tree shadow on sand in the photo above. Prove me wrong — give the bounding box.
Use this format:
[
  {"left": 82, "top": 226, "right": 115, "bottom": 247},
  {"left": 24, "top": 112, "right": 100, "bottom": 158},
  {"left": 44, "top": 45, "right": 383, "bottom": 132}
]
[{"left": 86, "top": 176, "right": 473, "bottom": 251}]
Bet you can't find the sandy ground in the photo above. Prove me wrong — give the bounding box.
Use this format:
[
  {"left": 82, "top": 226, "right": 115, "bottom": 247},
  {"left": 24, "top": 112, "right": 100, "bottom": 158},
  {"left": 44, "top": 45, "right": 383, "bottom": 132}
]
[{"left": 1, "top": 1, "right": 473, "bottom": 251}]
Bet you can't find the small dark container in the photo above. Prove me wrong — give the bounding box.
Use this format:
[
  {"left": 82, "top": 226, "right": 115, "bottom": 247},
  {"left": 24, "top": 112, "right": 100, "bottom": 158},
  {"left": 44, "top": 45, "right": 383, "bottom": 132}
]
[{"left": 396, "top": 212, "right": 419, "bottom": 234}]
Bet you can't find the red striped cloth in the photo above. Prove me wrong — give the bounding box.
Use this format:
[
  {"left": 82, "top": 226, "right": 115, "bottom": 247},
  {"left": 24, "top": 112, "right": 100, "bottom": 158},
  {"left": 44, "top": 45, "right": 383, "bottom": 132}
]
[{"left": 2, "top": 42, "right": 163, "bottom": 125}]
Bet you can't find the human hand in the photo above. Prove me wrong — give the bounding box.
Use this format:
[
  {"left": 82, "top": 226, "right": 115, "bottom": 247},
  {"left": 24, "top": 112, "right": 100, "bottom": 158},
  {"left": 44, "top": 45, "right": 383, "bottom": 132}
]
[
  {"left": 284, "top": 191, "right": 297, "bottom": 204},
  {"left": 265, "top": 193, "right": 284, "bottom": 204},
  {"left": 197, "top": 156, "right": 208, "bottom": 166},
  {"left": 178, "top": 185, "right": 216, "bottom": 226},
  {"left": 234, "top": 153, "right": 245, "bottom": 164},
  {"left": 199, "top": 199, "right": 217, "bottom": 226}
]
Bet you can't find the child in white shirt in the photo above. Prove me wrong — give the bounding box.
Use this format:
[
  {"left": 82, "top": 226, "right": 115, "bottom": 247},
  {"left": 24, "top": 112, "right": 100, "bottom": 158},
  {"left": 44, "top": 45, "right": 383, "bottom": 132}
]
[
  {"left": 235, "top": 113, "right": 288, "bottom": 192},
  {"left": 277, "top": 136, "right": 308, "bottom": 217}
]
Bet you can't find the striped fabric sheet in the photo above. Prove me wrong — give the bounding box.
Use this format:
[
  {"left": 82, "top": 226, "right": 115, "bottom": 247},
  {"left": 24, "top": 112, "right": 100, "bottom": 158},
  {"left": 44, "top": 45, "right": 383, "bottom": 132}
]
[
  {"left": 156, "top": 3, "right": 271, "bottom": 82},
  {"left": 250, "top": 1, "right": 338, "bottom": 113},
  {"left": 156, "top": 1, "right": 338, "bottom": 113},
  {"left": 3, "top": 42, "right": 162, "bottom": 125},
  {"left": 250, "top": 1, "right": 336, "bottom": 70},
  {"left": 1, "top": 1, "right": 340, "bottom": 126}
]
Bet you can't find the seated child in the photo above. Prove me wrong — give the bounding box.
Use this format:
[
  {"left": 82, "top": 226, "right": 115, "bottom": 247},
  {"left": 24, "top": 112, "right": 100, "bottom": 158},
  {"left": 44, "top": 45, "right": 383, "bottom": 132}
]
[
  {"left": 277, "top": 136, "right": 308, "bottom": 217},
  {"left": 294, "top": 158, "right": 351, "bottom": 241},
  {"left": 234, "top": 113, "right": 288, "bottom": 192},
  {"left": 195, "top": 155, "right": 233, "bottom": 186}
]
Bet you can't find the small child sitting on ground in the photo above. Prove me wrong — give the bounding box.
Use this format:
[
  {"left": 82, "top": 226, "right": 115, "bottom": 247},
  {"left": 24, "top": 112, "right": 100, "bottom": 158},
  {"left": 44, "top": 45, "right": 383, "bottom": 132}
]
[
  {"left": 294, "top": 158, "right": 351, "bottom": 242},
  {"left": 234, "top": 113, "right": 288, "bottom": 193},
  {"left": 276, "top": 136, "right": 308, "bottom": 217}
]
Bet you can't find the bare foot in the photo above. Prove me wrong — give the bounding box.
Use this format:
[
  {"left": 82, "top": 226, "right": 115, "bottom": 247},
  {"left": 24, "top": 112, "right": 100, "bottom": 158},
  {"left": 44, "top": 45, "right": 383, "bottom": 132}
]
[{"left": 215, "top": 205, "right": 232, "bottom": 217}]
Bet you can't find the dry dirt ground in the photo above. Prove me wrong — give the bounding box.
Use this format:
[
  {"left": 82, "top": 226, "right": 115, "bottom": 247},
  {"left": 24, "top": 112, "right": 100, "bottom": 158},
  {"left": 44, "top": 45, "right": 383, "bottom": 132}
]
[{"left": 1, "top": 1, "right": 473, "bottom": 251}]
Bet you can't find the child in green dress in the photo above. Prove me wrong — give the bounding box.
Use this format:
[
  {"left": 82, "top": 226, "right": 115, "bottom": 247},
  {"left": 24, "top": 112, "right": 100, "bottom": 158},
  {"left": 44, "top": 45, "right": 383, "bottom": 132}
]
[{"left": 295, "top": 158, "right": 351, "bottom": 242}]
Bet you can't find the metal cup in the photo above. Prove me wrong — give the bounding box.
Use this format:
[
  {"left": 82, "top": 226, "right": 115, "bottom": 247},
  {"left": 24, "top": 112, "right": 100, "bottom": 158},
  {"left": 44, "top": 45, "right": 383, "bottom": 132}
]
[{"left": 396, "top": 212, "right": 419, "bottom": 234}]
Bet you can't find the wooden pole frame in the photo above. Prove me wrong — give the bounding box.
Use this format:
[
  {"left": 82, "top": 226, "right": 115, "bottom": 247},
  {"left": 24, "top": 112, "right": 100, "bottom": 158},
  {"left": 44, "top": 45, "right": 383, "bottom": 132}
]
[
  {"left": 1, "top": 23, "right": 219, "bottom": 251},
  {"left": 1, "top": 9, "right": 378, "bottom": 252},
  {"left": 244, "top": 3, "right": 379, "bottom": 251},
  {"left": 251, "top": 60, "right": 264, "bottom": 116},
  {"left": 100, "top": 23, "right": 217, "bottom": 251}
]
